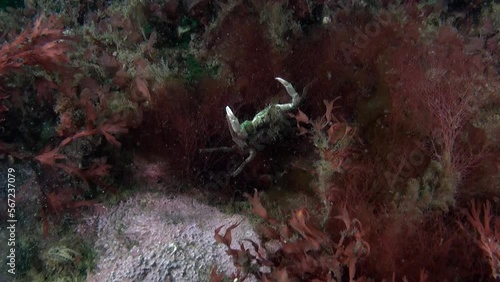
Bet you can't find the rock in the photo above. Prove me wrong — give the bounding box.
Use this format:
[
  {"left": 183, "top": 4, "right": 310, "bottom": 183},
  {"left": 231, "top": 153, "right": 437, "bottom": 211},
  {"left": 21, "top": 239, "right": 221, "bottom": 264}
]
[{"left": 86, "top": 193, "right": 259, "bottom": 282}]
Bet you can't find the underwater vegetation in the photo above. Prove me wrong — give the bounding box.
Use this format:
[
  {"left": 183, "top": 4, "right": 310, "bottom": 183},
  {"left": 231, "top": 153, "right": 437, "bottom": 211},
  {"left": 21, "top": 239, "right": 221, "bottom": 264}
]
[{"left": 0, "top": 0, "right": 499, "bottom": 281}]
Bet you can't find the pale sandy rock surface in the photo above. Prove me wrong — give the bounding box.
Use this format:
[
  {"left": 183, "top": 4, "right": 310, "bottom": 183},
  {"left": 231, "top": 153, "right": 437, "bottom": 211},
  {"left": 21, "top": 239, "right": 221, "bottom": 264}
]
[{"left": 86, "top": 192, "right": 259, "bottom": 282}]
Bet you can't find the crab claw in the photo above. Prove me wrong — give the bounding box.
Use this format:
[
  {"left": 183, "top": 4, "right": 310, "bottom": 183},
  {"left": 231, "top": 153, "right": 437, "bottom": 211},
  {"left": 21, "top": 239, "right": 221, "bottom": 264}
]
[
  {"left": 226, "top": 106, "right": 247, "bottom": 140},
  {"left": 275, "top": 77, "right": 301, "bottom": 110}
]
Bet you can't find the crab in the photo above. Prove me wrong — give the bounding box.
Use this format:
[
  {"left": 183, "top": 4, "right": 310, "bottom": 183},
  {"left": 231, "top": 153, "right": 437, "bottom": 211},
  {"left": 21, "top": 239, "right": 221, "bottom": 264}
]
[{"left": 201, "top": 77, "right": 302, "bottom": 177}]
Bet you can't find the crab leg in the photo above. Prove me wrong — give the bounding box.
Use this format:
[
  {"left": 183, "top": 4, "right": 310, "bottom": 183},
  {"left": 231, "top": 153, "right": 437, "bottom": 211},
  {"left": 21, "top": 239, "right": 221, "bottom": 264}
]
[{"left": 231, "top": 148, "right": 257, "bottom": 177}]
